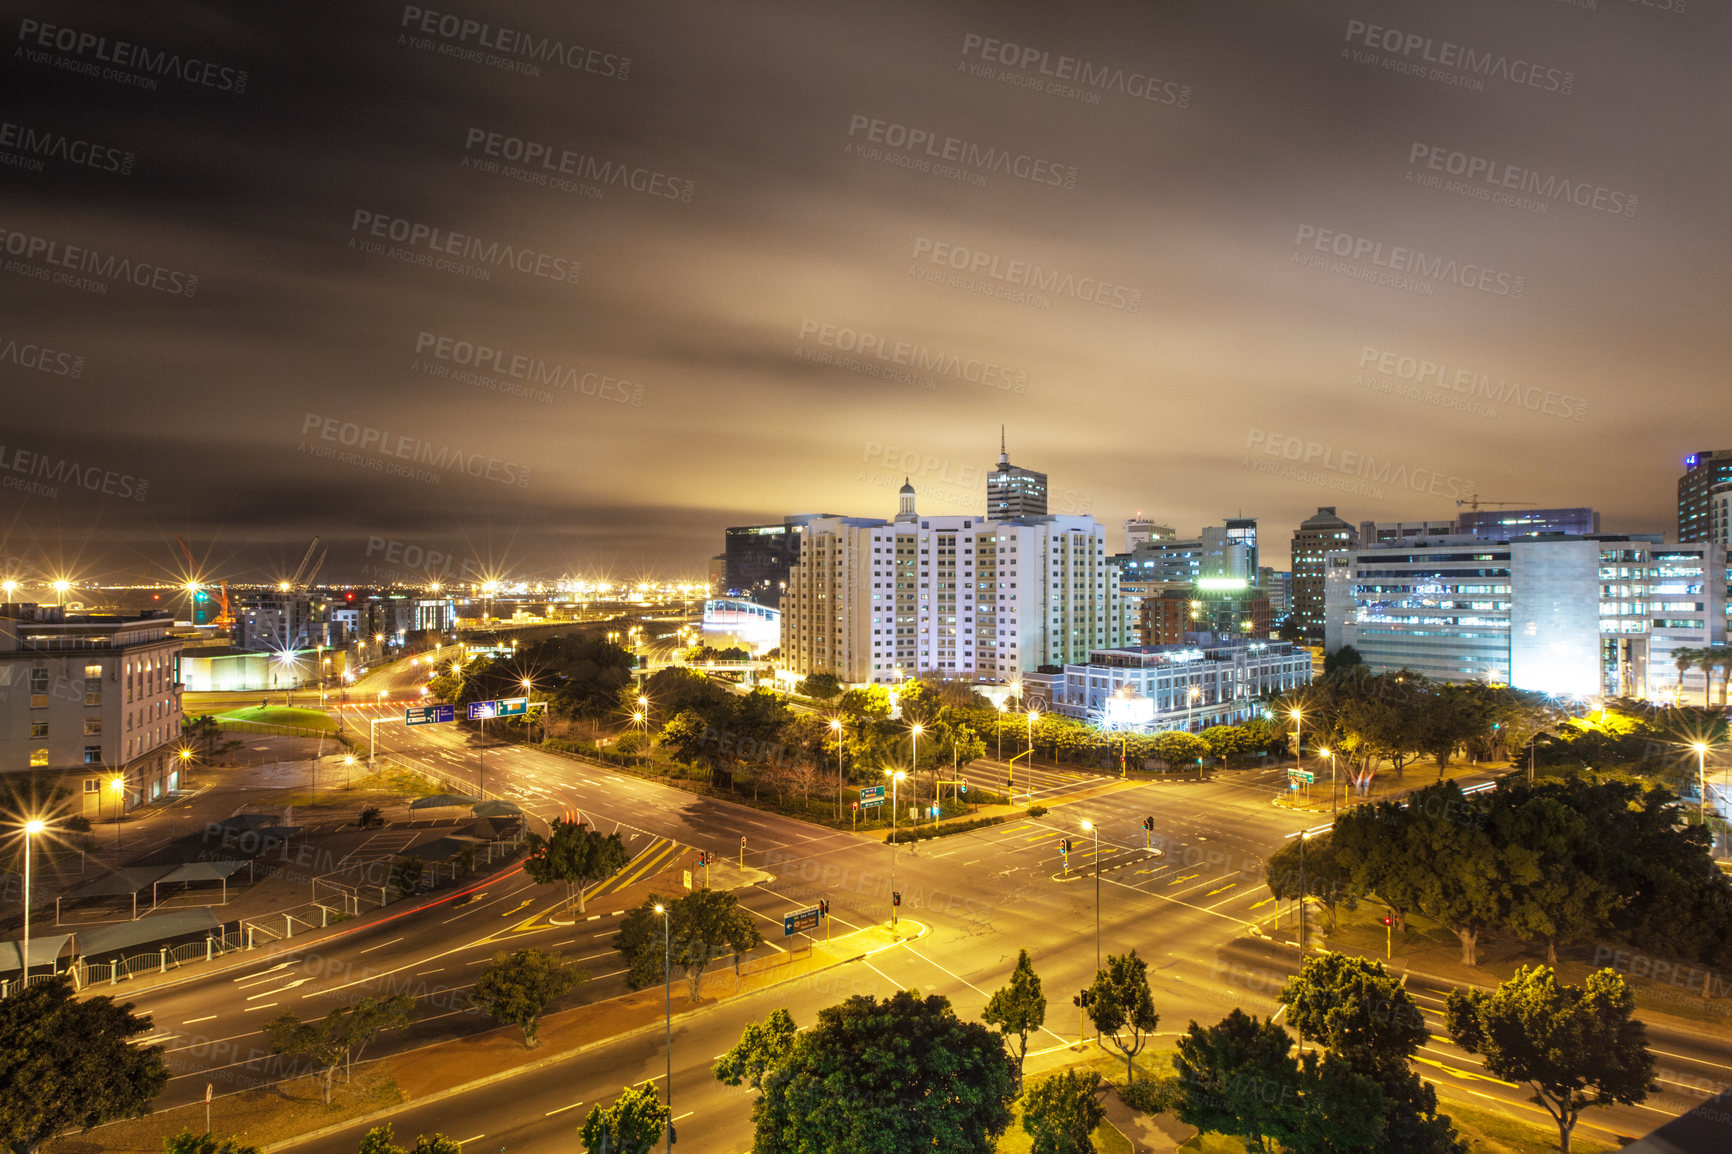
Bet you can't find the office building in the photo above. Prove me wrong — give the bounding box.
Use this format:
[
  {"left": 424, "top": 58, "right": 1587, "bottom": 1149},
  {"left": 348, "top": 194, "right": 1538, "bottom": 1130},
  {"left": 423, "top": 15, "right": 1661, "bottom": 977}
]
[
  {"left": 1324, "top": 534, "right": 1729, "bottom": 700},
  {"left": 1291, "top": 507, "right": 1358, "bottom": 639},
  {"left": 0, "top": 607, "right": 185, "bottom": 818},
  {"left": 986, "top": 434, "right": 1047, "bottom": 521},
  {"left": 720, "top": 514, "right": 838, "bottom": 608},
  {"left": 1023, "top": 640, "right": 1313, "bottom": 732},
  {"left": 1714, "top": 483, "right": 1732, "bottom": 548},
  {"left": 1124, "top": 515, "right": 1174, "bottom": 553},
  {"left": 1457, "top": 507, "right": 1600, "bottom": 539},
  {"left": 235, "top": 591, "right": 317, "bottom": 652},
  {"left": 1360, "top": 520, "right": 1455, "bottom": 545},
  {"left": 1139, "top": 585, "right": 1273, "bottom": 645},
  {"left": 1259, "top": 568, "right": 1293, "bottom": 621},
  {"left": 778, "top": 483, "right": 1123, "bottom": 685},
  {"left": 1679, "top": 451, "right": 1732, "bottom": 543},
  {"left": 1114, "top": 519, "right": 1256, "bottom": 589}
]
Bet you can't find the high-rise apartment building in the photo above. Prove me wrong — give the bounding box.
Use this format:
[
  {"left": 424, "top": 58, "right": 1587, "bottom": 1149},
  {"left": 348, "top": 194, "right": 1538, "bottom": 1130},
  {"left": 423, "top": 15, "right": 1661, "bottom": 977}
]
[
  {"left": 1679, "top": 451, "right": 1732, "bottom": 543},
  {"left": 1291, "top": 507, "right": 1357, "bottom": 638},
  {"left": 779, "top": 484, "right": 1122, "bottom": 685},
  {"left": 986, "top": 434, "right": 1047, "bottom": 521}
]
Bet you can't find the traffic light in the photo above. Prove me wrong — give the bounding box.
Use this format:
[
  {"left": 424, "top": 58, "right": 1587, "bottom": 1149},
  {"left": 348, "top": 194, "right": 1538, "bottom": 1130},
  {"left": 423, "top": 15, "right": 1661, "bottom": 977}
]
[
  {"left": 1381, "top": 916, "right": 1394, "bottom": 926},
  {"left": 960, "top": 781, "right": 967, "bottom": 794},
  {"left": 1142, "top": 816, "right": 1153, "bottom": 832},
  {"left": 892, "top": 891, "right": 901, "bottom": 907},
  {"left": 819, "top": 899, "right": 830, "bottom": 916},
  {"left": 740, "top": 836, "right": 747, "bottom": 847},
  {"left": 1060, "top": 838, "right": 1072, "bottom": 854}
]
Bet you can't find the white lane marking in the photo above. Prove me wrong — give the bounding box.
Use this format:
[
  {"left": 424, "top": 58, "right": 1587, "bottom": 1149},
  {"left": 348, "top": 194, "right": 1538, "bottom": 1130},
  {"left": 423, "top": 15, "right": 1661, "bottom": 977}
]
[
  {"left": 243, "top": 1003, "right": 277, "bottom": 1012},
  {"left": 358, "top": 936, "right": 404, "bottom": 955},
  {"left": 183, "top": 1015, "right": 216, "bottom": 1024}
]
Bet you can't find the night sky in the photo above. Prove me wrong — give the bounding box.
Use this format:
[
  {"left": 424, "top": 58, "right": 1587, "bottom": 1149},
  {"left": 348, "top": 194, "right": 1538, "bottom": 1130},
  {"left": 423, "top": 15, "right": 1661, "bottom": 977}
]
[{"left": 2, "top": 0, "right": 1725, "bottom": 587}]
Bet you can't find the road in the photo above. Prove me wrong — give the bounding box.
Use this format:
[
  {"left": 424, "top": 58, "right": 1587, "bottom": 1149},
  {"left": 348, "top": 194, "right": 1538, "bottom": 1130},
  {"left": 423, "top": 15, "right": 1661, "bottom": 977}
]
[{"left": 124, "top": 658, "right": 1732, "bottom": 1151}]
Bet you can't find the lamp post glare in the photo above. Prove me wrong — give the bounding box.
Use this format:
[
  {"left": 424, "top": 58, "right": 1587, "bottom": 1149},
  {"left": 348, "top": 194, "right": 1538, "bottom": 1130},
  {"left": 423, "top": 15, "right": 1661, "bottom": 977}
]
[{"left": 1290, "top": 708, "right": 1304, "bottom": 797}]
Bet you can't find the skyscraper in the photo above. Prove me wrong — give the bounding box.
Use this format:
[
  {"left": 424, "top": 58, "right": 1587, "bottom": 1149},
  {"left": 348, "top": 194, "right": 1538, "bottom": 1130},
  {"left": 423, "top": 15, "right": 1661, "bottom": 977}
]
[
  {"left": 1678, "top": 451, "right": 1732, "bottom": 543},
  {"left": 986, "top": 430, "right": 1047, "bottom": 521},
  {"left": 1291, "top": 507, "right": 1357, "bottom": 639}
]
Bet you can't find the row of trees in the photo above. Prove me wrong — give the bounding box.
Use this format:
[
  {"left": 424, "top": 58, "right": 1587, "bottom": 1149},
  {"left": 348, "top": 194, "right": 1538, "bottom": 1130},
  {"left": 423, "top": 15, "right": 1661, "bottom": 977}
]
[
  {"left": 1269, "top": 777, "right": 1732, "bottom": 969},
  {"left": 1170, "top": 953, "right": 1652, "bottom": 1154},
  {"left": 1672, "top": 645, "right": 1732, "bottom": 707}
]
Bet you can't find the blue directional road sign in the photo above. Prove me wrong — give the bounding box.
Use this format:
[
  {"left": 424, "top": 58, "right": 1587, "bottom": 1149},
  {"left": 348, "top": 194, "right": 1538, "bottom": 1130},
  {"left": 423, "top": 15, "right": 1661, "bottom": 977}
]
[
  {"left": 783, "top": 906, "right": 822, "bottom": 936},
  {"left": 467, "top": 697, "right": 530, "bottom": 721},
  {"left": 405, "top": 704, "right": 455, "bottom": 725}
]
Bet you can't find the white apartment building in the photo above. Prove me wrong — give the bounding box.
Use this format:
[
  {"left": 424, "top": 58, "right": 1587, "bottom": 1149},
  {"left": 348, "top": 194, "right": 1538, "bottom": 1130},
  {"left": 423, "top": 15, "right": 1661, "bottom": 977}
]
[
  {"left": 779, "top": 482, "right": 1123, "bottom": 685},
  {"left": 0, "top": 609, "right": 186, "bottom": 818}
]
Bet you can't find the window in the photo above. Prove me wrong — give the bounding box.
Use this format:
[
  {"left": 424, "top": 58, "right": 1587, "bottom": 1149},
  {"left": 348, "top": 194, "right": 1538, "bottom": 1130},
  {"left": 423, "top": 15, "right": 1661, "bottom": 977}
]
[
  {"left": 30, "top": 748, "right": 48, "bottom": 767},
  {"left": 84, "top": 746, "right": 102, "bottom": 765},
  {"left": 85, "top": 718, "right": 102, "bottom": 735},
  {"left": 84, "top": 778, "right": 99, "bottom": 793},
  {"left": 29, "top": 721, "right": 48, "bottom": 738}
]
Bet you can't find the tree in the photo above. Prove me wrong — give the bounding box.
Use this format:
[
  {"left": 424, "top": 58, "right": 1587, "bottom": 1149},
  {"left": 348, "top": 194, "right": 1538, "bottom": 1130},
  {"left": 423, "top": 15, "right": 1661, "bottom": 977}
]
[
  {"left": 796, "top": 671, "right": 843, "bottom": 700},
  {"left": 1171, "top": 1008, "right": 1299, "bottom": 1154},
  {"left": 265, "top": 996, "right": 415, "bottom": 1099},
  {"left": 1280, "top": 953, "right": 1463, "bottom": 1154},
  {"left": 982, "top": 949, "right": 1047, "bottom": 1091},
  {"left": 469, "top": 948, "right": 588, "bottom": 1047},
  {"left": 579, "top": 1083, "right": 669, "bottom": 1154},
  {"left": 1283, "top": 1051, "right": 1386, "bottom": 1154},
  {"left": 1490, "top": 793, "right": 1618, "bottom": 966},
  {"left": 1148, "top": 730, "right": 1209, "bottom": 769},
  {"left": 523, "top": 819, "right": 630, "bottom": 914},
  {"left": 388, "top": 854, "right": 423, "bottom": 898},
  {"left": 1265, "top": 834, "right": 1358, "bottom": 930},
  {"left": 616, "top": 888, "right": 763, "bottom": 1002},
  {"left": 713, "top": 1008, "right": 796, "bottom": 1094},
  {"left": 163, "top": 1131, "right": 260, "bottom": 1154},
  {"left": 1446, "top": 966, "right": 1656, "bottom": 1154},
  {"left": 1322, "top": 645, "right": 1364, "bottom": 677},
  {"left": 356, "top": 1124, "right": 463, "bottom": 1154},
  {"left": 1077, "top": 950, "right": 1159, "bottom": 1084},
  {"left": 753, "top": 989, "right": 1015, "bottom": 1153},
  {"left": 1199, "top": 725, "right": 1254, "bottom": 762},
  {"left": 1020, "top": 1068, "right": 1105, "bottom": 1154}
]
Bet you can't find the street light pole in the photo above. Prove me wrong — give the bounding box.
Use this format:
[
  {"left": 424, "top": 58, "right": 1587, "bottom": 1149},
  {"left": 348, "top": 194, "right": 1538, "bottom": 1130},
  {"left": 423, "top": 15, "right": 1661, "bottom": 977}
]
[
  {"left": 655, "top": 902, "right": 672, "bottom": 1154},
  {"left": 1695, "top": 742, "right": 1710, "bottom": 827},
  {"left": 1081, "top": 820, "right": 1100, "bottom": 972},
  {"left": 831, "top": 719, "right": 844, "bottom": 821},
  {"left": 1290, "top": 708, "right": 1303, "bottom": 797},
  {"left": 886, "top": 769, "right": 904, "bottom": 926},
  {"left": 21, "top": 819, "right": 44, "bottom": 986}
]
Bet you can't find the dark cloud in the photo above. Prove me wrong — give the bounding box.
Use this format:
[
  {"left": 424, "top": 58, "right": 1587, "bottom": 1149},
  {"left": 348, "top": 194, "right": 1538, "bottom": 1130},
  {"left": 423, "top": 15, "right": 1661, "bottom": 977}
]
[{"left": 2, "top": 0, "right": 1724, "bottom": 584}]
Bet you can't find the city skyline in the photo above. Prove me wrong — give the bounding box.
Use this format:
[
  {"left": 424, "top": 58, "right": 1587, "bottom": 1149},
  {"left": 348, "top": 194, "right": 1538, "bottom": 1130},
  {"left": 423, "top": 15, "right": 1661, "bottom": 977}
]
[{"left": 4, "top": 2, "right": 1724, "bottom": 582}]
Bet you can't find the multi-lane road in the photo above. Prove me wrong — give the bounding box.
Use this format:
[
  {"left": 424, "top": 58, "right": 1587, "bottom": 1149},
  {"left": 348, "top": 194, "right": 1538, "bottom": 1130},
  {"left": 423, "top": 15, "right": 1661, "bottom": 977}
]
[{"left": 129, "top": 664, "right": 1732, "bottom": 1153}]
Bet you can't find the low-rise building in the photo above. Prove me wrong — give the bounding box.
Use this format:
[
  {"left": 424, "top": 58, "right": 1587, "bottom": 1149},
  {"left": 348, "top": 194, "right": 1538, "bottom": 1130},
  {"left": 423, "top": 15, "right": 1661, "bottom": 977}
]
[
  {"left": 0, "top": 606, "right": 185, "bottom": 818},
  {"left": 1024, "top": 639, "right": 1313, "bottom": 732}
]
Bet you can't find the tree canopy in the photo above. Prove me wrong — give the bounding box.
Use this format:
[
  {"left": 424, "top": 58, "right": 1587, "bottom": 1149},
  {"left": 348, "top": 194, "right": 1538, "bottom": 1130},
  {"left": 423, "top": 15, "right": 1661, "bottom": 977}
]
[
  {"left": 982, "top": 949, "right": 1047, "bottom": 1091},
  {"left": 469, "top": 948, "right": 587, "bottom": 1047},
  {"left": 0, "top": 977, "right": 168, "bottom": 1153},
  {"left": 616, "top": 888, "right": 763, "bottom": 1001},
  {"left": 523, "top": 819, "right": 629, "bottom": 913},
  {"left": 1077, "top": 950, "right": 1159, "bottom": 1084},
  {"left": 753, "top": 990, "right": 1015, "bottom": 1153},
  {"left": 1447, "top": 966, "right": 1655, "bottom": 1154}
]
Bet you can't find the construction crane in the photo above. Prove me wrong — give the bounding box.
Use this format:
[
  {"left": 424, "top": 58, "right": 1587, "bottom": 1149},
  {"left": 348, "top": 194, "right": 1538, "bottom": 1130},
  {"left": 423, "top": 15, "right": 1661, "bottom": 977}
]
[
  {"left": 284, "top": 535, "right": 328, "bottom": 590},
  {"left": 1455, "top": 495, "right": 1534, "bottom": 511}
]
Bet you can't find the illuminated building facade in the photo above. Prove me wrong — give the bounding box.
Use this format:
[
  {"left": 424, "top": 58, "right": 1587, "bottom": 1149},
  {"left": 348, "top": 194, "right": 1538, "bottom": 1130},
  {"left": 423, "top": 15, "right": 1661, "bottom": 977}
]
[{"left": 1025, "top": 641, "right": 1312, "bottom": 732}]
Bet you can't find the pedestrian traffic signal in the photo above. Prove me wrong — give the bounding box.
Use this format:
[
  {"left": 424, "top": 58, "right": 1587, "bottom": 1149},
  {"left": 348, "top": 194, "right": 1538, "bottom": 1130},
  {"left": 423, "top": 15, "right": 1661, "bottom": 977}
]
[
  {"left": 892, "top": 891, "right": 901, "bottom": 907},
  {"left": 740, "top": 836, "right": 747, "bottom": 847}
]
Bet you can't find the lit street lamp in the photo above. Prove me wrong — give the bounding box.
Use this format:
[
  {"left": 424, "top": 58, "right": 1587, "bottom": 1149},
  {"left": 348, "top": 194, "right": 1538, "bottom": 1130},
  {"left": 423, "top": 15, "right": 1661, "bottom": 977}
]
[
  {"left": 994, "top": 698, "right": 1004, "bottom": 762},
  {"left": 1289, "top": 708, "right": 1304, "bottom": 796},
  {"left": 885, "top": 769, "right": 906, "bottom": 925},
  {"left": 52, "top": 579, "right": 71, "bottom": 607},
  {"left": 1080, "top": 818, "right": 1101, "bottom": 973},
  {"left": 1318, "top": 746, "right": 1335, "bottom": 814},
  {"left": 1694, "top": 742, "right": 1710, "bottom": 826},
  {"left": 829, "top": 718, "right": 845, "bottom": 820},
  {"left": 21, "top": 818, "right": 46, "bottom": 986},
  {"left": 910, "top": 721, "right": 924, "bottom": 815},
  {"left": 109, "top": 776, "right": 125, "bottom": 852},
  {"left": 654, "top": 901, "right": 672, "bottom": 1153}
]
